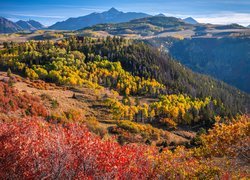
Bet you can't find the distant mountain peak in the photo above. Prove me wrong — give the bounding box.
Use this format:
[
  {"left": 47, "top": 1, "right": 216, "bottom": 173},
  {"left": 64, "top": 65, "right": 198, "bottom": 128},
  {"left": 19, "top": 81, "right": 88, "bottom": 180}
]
[
  {"left": 16, "top": 20, "right": 26, "bottom": 23},
  {"left": 183, "top": 17, "right": 198, "bottom": 24},
  {"left": 107, "top": 7, "right": 120, "bottom": 13},
  {"left": 0, "top": 17, "right": 22, "bottom": 33},
  {"left": 49, "top": 8, "right": 150, "bottom": 30},
  {"left": 16, "top": 20, "right": 35, "bottom": 31},
  {"left": 156, "top": 13, "right": 166, "bottom": 17},
  {"left": 27, "top": 20, "right": 44, "bottom": 29},
  {"left": 16, "top": 19, "right": 44, "bottom": 31}
]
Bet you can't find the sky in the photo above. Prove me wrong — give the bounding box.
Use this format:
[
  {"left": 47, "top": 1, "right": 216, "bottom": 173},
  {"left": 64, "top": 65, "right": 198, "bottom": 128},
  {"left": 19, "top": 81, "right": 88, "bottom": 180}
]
[{"left": 0, "top": 0, "right": 250, "bottom": 26}]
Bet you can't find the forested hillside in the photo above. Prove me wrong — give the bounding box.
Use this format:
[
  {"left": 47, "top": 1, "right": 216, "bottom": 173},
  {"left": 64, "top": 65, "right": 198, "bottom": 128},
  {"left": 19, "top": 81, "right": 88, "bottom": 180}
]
[
  {"left": 1, "top": 0, "right": 250, "bottom": 178},
  {"left": 0, "top": 35, "right": 249, "bottom": 179},
  {"left": 169, "top": 38, "right": 250, "bottom": 93},
  {"left": 146, "top": 37, "right": 250, "bottom": 93},
  {"left": 81, "top": 16, "right": 190, "bottom": 37},
  {"left": 0, "top": 80, "right": 249, "bottom": 178},
  {"left": 1, "top": 37, "right": 249, "bottom": 115},
  {"left": 81, "top": 15, "right": 249, "bottom": 39}
]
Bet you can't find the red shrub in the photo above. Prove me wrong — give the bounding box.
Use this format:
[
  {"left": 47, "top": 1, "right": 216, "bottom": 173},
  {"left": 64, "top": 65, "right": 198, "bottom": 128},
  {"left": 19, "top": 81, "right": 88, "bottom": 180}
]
[
  {"left": 0, "top": 82, "right": 47, "bottom": 117},
  {"left": 0, "top": 118, "right": 154, "bottom": 179}
]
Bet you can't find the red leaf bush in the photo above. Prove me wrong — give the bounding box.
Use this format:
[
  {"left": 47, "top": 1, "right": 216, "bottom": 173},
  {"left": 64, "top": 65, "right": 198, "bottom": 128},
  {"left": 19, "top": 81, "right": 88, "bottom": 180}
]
[
  {"left": 0, "top": 118, "right": 154, "bottom": 179},
  {"left": 0, "top": 82, "right": 47, "bottom": 117}
]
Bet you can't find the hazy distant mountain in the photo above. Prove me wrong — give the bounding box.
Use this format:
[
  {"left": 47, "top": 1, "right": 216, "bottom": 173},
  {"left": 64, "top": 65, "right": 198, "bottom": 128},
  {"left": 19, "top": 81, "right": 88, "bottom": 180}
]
[
  {"left": 16, "top": 20, "right": 44, "bottom": 31},
  {"left": 156, "top": 13, "right": 166, "bottom": 17},
  {"left": 82, "top": 15, "right": 189, "bottom": 37},
  {"left": 16, "top": 20, "right": 36, "bottom": 31},
  {"left": 215, "top": 23, "right": 246, "bottom": 30},
  {"left": 27, "top": 20, "right": 44, "bottom": 29},
  {"left": 0, "top": 17, "right": 22, "bottom": 33},
  {"left": 49, "top": 8, "right": 150, "bottom": 30},
  {"left": 247, "top": 25, "right": 250, "bottom": 28},
  {"left": 0, "top": 18, "right": 44, "bottom": 33},
  {"left": 183, "top": 17, "right": 198, "bottom": 24}
]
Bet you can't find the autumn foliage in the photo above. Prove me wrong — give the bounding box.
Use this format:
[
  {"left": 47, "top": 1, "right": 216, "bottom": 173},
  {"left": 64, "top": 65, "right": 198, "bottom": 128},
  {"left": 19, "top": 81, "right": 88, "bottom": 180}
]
[
  {"left": 0, "top": 52, "right": 250, "bottom": 179},
  {"left": 199, "top": 115, "right": 250, "bottom": 159},
  {"left": 1, "top": 116, "right": 249, "bottom": 179},
  {"left": 0, "top": 118, "right": 154, "bottom": 179},
  {"left": 0, "top": 82, "right": 47, "bottom": 117}
]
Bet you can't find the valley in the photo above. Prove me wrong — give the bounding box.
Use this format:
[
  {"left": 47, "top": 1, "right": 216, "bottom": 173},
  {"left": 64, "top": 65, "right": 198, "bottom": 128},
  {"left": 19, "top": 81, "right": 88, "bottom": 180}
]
[
  {"left": 1, "top": 11, "right": 249, "bottom": 93},
  {"left": 0, "top": 5, "right": 249, "bottom": 179}
]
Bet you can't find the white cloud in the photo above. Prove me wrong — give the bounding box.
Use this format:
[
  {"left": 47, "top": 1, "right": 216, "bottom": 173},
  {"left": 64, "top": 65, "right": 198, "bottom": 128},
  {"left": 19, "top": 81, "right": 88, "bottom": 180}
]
[
  {"left": 195, "top": 13, "right": 250, "bottom": 26},
  {"left": 12, "top": 13, "right": 66, "bottom": 19},
  {"left": 161, "top": 12, "right": 250, "bottom": 26},
  {"left": 79, "top": 7, "right": 105, "bottom": 12},
  {"left": 6, "top": 17, "right": 19, "bottom": 22}
]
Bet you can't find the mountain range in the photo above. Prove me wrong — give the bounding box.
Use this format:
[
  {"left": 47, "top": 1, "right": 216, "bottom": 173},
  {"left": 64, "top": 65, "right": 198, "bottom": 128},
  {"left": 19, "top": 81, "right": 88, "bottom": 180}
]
[
  {"left": 1, "top": 8, "right": 246, "bottom": 34},
  {"left": 48, "top": 8, "right": 201, "bottom": 30},
  {"left": 0, "top": 17, "right": 44, "bottom": 33},
  {"left": 82, "top": 15, "right": 248, "bottom": 39},
  {"left": 0, "top": 17, "right": 22, "bottom": 33},
  {"left": 16, "top": 20, "right": 44, "bottom": 31},
  {"left": 81, "top": 15, "right": 190, "bottom": 37},
  {"left": 48, "top": 8, "right": 150, "bottom": 30},
  {"left": 0, "top": 8, "right": 201, "bottom": 33}
]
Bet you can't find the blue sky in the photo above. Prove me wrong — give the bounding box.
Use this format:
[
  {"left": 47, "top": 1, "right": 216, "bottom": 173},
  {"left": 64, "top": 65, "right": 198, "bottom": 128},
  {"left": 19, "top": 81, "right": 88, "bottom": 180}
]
[{"left": 1, "top": 0, "right": 250, "bottom": 26}]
